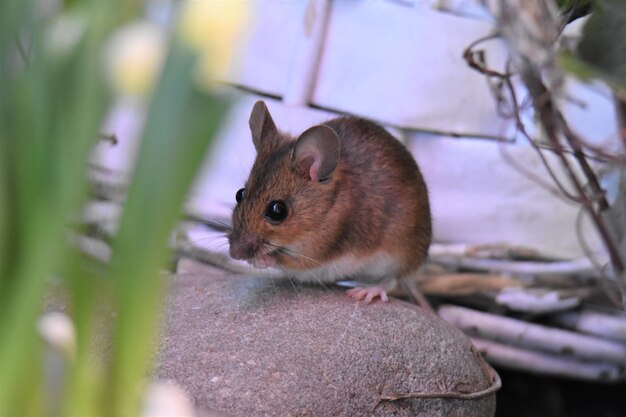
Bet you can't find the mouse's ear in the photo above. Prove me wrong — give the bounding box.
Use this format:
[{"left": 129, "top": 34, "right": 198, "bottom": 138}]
[
  {"left": 249, "top": 100, "right": 280, "bottom": 153},
  {"left": 293, "top": 125, "right": 340, "bottom": 182}
]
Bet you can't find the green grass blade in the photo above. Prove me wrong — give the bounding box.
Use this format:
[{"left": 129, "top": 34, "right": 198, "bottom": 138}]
[{"left": 106, "top": 39, "right": 228, "bottom": 416}]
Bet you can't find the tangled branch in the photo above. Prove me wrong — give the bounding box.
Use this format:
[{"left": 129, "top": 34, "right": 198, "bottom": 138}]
[{"left": 462, "top": 24, "right": 626, "bottom": 302}]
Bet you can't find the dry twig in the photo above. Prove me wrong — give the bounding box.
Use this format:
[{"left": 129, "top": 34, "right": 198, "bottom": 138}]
[{"left": 462, "top": 17, "right": 626, "bottom": 303}]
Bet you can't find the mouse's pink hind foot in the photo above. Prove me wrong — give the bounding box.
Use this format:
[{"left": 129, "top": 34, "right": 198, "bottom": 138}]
[{"left": 346, "top": 286, "right": 389, "bottom": 303}]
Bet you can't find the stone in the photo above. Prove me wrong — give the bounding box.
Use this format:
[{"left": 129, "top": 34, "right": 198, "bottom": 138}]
[{"left": 155, "top": 265, "right": 498, "bottom": 416}]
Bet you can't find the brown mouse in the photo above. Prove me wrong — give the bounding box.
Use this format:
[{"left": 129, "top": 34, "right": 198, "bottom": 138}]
[{"left": 228, "top": 100, "right": 431, "bottom": 303}]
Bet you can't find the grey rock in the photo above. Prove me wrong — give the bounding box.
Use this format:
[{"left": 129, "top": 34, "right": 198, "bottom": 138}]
[{"left": 155, "top": 268, "right": 498, "bottom": 417}]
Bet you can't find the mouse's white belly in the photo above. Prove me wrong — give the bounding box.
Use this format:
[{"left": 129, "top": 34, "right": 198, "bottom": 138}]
[{"left": 285, "top": 251, "right": 400, "bottom": 284}]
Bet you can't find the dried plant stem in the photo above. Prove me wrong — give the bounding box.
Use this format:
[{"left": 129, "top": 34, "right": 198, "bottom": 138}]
[
  {"left": 471, "top": 337, "right": 623, "bottom": 382},
  {"left": 575, "top": 208, "right": 624, "bottom": 308},
  {"left": 439, "top": 304, "right": 626, "bottom": 364},
  {"left": 519, "top": 64, "right": 625, "bottom": 278},
  {"left": 463, "top": 33, "right": 626, "bottom": 299},
  {"left": 464, "top": 39, "right": 586, "bottom": 203},
  {"left": 373, "top": 372, "right": 501, "bottom": 410},
  {"left": 615, "top": 95, "right": 626, "bottom": 149},
  {"left": 559, "top": 120, "right": 609, "bottom": 210}
]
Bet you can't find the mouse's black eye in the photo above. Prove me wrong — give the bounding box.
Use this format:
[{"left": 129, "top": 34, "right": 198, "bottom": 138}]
[
  {"left": 265, "top": 200, "right": 288, "bottom": 224},
  {"left": 235, "top": 188, "right": 245, "bottom": 204}
]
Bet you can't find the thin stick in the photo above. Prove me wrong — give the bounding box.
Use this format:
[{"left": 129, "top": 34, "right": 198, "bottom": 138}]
[
  {"left": 373, "top": 372, "right": 501, "bottom": 410},
  {"left": 615, "top": 94, "right": 626, "bottom": 150},
  {"left": 559, "top": 118, "right": 609, "bottom": 210},
  {"left": 519, "top": 64, "right": 625, "bottom": 276},
  {"left": 462, "top": 32, "right": 626, "bottom": 295},
  {"left": 463, "top": 38, "right": 586, "bottom": 203}
]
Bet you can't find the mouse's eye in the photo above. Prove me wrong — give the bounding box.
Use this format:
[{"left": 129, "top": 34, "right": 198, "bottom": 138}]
[
  {"left": 235, "top": 188, "right": 245, "bottom": 204},
  {"left": 265, "top": 200, "right": 288, "bottom": 224}
]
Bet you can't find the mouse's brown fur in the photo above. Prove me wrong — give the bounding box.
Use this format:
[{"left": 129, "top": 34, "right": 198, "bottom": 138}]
[{"left": 229, "top": 101, "right": 431, "bottom": 285}]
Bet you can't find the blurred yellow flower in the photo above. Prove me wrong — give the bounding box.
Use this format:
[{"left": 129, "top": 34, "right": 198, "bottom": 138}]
[
  {"left": 104, "top": 21, "right": 166, "bottom": 97},
  {"left": 179, "top": 0, "right": 249, "bottom": 89}
]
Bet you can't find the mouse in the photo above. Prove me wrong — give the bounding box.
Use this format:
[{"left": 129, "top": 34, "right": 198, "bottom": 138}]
[{"left": 228, "top": 100, "right": 432, "bottom": 303}]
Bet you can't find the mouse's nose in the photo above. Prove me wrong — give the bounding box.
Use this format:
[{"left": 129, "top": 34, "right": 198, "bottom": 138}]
[{"left": 229, "top": 235, "right": 260, "bottom": 260}]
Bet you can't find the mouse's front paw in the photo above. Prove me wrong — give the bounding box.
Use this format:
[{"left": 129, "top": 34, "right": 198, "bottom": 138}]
[{"left": 346, "top": 286, "right": 389, "bottom": 303}]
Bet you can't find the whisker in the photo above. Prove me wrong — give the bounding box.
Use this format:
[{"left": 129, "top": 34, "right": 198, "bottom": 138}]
[
  {"left": 262, "top": 241, "right": 330, "bottom": 291},
  {"left": 264, "top": 242, "right": 327, "bottom": 268},
  {"left": 266, "top": 263, "right": 278, "bottom": 296},
  {"left": 302, "top": 270, "right": 331, "bottom": 291},
  {"left": 185, "top": 214, "right": 232, "bottom": 233},
  {"left": 286, "top": 275, "right": 301, "bottom": 297},
  {"left": 182, "top": 234, "right": 228, "bottom": 251}
]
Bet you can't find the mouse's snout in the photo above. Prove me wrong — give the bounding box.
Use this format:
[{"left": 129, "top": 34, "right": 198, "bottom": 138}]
[{"left": 229, "top": 234, "right": 262, "bottom": 260}]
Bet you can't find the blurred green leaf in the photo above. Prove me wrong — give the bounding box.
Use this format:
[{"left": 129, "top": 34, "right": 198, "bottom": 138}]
[
  {"left": 0, "top": 1, "right": 32, "bottom": 89},
  {"left": 558, "top": 50, "right": 596, "bottom": 80},
  {"left": 0, "top": 0, "right": 232, "bottom": 415},
  {"left": 106, "top": 39, "right": 228, "bottom": 416},
  {"left": 0, "top": 1, "right": 120, "bottom": 415},
  {"left": 575, "top": 0, "right": 626, "bottom": 94},
  {"left": 558, "top": 0, "right": 593, "bottom": 9}
]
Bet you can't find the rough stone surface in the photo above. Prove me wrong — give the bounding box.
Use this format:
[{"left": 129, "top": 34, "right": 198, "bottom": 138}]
[{"left": 155, "top": 267, "right": 497, "bottom": 417}]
